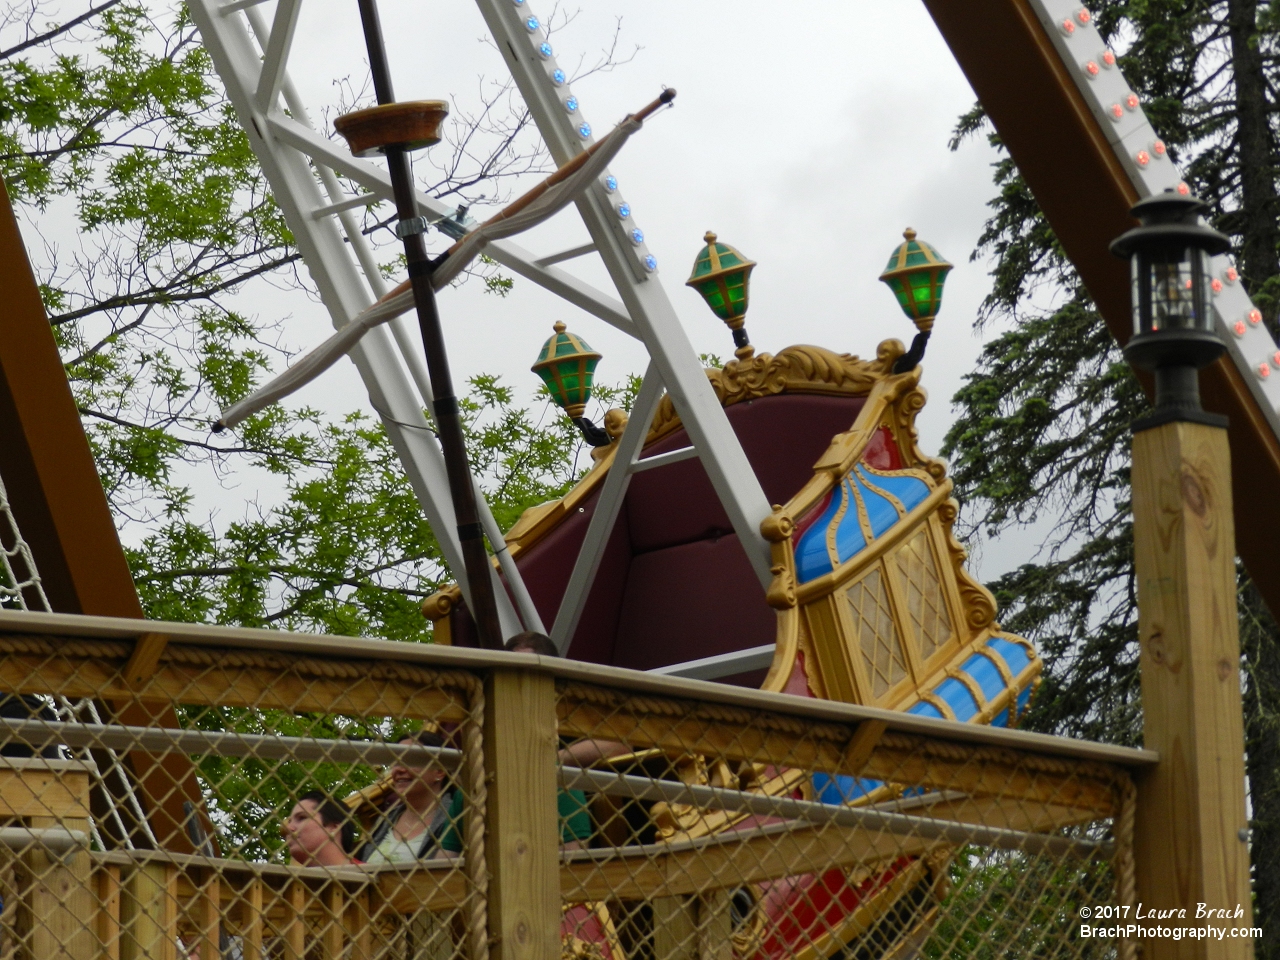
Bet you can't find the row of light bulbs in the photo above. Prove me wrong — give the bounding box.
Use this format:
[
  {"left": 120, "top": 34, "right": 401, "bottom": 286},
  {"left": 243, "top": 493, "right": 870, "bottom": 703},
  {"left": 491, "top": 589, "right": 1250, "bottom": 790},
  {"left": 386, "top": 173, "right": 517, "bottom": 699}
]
[{"left": 510, "top": 0, "right": 659, "bottom": 276}]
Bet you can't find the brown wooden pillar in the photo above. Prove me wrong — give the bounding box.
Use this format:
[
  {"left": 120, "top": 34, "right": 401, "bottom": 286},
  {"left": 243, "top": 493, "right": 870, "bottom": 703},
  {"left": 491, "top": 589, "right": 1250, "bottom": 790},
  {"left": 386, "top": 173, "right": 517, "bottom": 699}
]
[
  {"left": 1132, "top": 420, "right": 1254, "bottom": 957},
  {"left": 0, "top": 177, "right": 202, "bottom": 852}
]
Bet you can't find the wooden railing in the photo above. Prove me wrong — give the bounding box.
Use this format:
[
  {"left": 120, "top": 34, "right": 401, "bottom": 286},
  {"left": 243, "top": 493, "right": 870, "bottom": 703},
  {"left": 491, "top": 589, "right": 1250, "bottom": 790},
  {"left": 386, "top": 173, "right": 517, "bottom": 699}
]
[{"left": 0, "top": 609, "right": 1156, "bottom": 960}]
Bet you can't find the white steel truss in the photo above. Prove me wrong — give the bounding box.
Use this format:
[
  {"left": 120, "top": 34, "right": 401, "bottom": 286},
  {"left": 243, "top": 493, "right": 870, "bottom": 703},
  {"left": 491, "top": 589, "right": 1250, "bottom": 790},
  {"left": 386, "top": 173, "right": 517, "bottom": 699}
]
[{"left": 186, "top": 0, "right": 777, "bottom": 660}]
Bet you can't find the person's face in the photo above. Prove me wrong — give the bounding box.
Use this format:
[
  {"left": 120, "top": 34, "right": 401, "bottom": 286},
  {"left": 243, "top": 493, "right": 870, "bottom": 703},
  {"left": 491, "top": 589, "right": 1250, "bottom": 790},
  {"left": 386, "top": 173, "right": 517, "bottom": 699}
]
[
  {"left": 389, "top": 737, "right": 445, "bottom": 807},
  {"left": 282, "top": 799, "right": 340, "bottom": 865}
]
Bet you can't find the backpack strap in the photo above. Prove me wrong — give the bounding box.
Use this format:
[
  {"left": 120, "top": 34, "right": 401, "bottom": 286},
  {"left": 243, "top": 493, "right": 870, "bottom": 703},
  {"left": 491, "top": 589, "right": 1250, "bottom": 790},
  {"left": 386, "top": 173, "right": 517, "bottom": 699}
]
[{"left": 416, "top": 791, "right": 454, "bottom": 858}]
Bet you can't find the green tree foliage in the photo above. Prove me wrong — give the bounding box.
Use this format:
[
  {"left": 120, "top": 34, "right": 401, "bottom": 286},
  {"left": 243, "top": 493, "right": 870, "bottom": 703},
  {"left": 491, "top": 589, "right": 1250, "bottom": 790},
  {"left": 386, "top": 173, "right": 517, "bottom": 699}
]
[
  {"left": 945, "top": 0, "right": 1280, "bottom": 944},
  {"left": 0, "top": 0, "right": 613, "bottom": 640}
]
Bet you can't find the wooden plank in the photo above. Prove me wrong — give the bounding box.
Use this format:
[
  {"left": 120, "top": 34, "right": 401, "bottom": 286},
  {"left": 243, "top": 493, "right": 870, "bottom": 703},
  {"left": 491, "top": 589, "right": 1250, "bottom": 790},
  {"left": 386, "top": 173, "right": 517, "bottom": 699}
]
[
  {"left": 560, "top": 821, "right": 941, "bottom": 903},
  {"left": 557, "top": 699, "right": 1116, "bottom": 816},
  {"left": 97, "top": 865, "right": 121, "bottom": 960},
  {"left": 349, "top": 889, "right": 373, "bottom": 960},
  {"left": 652, "top": 897, "right": 697, "bottom": 960},
  {"left": 19, "top": 812, "right": 94, "bottom": 960},
  {"left": 485, "top": 670, "right": 561, "bottom": 960},
  {"left": 697, "top": 892, "right": 732, "bottom": 960},
  {"left": 242, "top": 879, "right": 264, "bottom": 960},
  {"left": 0, "top": 649, "right": 467, "bottom": 723},
  {"left": 322, "top": 882, "right": 346, "bottom": 960},
  {"left": 1131, "top": 421, "right": 1254, "bottom": 958},
  {"left": 842, "top": 720, "right": 887, "bottom": 774},
  {"left": 0, "top": 762, "right": 91, "bottom": 820},
  {"left": 373, "top": 866, "right": 471, "bottom": 914},
  {"left": 558, "top": 790, "right": 1101, "bottom": 904},
  {"left": 194, "top": 871, "right": 220, "bottom": 960},
  {"left": 120, "top": 863, "right": 177, "bottom": 960},
  {"left": 283, "top": 881, "right": 307, "bottom": 960},
  {"left": 122, "top": 633, "right": 169, "bottom": 689},
  {"left": 0, "top": 608, "right": 1158, "bottom": 770}
]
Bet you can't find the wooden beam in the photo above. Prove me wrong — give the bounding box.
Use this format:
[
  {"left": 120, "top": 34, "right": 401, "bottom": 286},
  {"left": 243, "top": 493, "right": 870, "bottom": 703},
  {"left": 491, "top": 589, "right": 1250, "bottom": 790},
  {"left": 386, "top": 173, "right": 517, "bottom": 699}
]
[
  {"left": 485, "top": 670, "right": 561, "bottom": 960},
  {"left": 123, "top": 633, "right": 170, "bottom": 689},
  {"left": 0, "top": 644, "right": 468, "bottom": 722},
  {"left": 557, "top": 700, "right": 1117, "bottom": 816},
  {"left": 921, "top": 0, "right": 1280, "bottom": 621},
  {"left": 1131, "top": 421, "right": 1253, "bottom": 958}
]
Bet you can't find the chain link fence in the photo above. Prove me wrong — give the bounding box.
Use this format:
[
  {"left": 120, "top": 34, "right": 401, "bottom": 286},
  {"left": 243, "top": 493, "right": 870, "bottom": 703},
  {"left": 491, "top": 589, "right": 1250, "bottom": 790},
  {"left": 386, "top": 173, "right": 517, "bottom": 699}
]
[{"left": 0, "top": 617, "right": 1145, "bottom": 960}]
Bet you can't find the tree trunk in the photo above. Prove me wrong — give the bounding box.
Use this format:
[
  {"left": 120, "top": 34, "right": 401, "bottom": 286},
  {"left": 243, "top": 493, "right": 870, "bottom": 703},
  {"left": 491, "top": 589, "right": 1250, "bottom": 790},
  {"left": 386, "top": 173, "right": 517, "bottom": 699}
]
[{"left": 1226, "top": 0, "right": 1280, "bottom": 321}]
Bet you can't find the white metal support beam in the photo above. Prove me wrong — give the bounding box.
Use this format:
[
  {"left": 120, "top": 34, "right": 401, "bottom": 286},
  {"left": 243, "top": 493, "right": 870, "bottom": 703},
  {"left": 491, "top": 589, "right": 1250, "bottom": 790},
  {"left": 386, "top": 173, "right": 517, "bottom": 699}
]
[
  {"left": 189, "top": 0, "right": 531, "bottom": 636},
  {"left": 254, "top": 0, "right": 300, "bottom": 114},
  {"left": 189, "top": 0, "right": 779, "bottom": 670},
  {"left": 471, "top": 0, "right": 776, "bottom": 588}
]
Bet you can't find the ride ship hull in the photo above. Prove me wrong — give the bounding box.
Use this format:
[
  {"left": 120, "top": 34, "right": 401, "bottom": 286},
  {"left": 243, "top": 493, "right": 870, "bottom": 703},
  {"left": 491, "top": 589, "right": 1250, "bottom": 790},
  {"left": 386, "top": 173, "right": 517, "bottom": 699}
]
[{"left": 424, "top": 338, "right": 1041, "bottom": 959}]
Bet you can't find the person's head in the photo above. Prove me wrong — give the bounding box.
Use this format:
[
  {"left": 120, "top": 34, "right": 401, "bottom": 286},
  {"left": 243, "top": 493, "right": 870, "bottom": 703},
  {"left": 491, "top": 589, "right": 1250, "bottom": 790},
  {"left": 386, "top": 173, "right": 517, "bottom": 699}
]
[
  {"left": 389, "top": 728, "right": 449, "bottom": 811},
  {"left": 505, "top": 631, "right": 558, "bottom": 657},
  {"left": 282, "top": 790, "right": 354, "bottom": 867}
]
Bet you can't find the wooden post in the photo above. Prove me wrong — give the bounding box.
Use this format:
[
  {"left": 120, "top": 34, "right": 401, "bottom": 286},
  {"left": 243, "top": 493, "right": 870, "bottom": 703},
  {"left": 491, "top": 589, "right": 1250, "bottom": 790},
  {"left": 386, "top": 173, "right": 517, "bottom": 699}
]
[
  {"left": 484, "top": 669, "right": 561, "bottom": 960},
  {"left": 119, "top": 863, "right": 177, "bottom": 960},
  {"left": 1132, "top": 420, "right": 1254, "bottom": 957},
  {"left": 652, "top": 897, "right": 697, "bottom": 960},
  {"left": 242, "top": 878, "right": 264, "bottom": 960},
  {"left": 97, "top": 865, "right": 121, "bottom": 960}
]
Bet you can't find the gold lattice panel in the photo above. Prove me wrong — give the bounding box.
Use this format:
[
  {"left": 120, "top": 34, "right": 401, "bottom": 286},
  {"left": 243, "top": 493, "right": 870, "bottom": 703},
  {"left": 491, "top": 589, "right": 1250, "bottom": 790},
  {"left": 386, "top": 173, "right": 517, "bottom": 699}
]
[
  {"left": 845, "top": 567, "right": 907, "bottom": 698},
  {"left": 895, "top": 528, "right": 953, "bottom": 661}
]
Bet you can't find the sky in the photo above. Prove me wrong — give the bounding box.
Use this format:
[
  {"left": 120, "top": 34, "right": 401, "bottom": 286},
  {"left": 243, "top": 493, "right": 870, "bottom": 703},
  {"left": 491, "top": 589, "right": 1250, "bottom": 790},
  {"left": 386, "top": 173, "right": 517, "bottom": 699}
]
[{"left": 248, "top": 0, "right": 1033, "bottom": 575}]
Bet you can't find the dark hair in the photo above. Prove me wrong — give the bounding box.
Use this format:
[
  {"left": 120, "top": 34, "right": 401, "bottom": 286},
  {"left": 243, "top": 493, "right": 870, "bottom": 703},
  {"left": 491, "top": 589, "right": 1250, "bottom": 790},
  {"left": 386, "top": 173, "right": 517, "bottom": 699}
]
[
  {"left": 504, "top": 631, "right": 558, "bottom": 657},
  {"left": 298, "top": 789, "right": 356, "bottom": 854},
  {"left": 407, "top": 728, "right": 446, "bottom": 749}
]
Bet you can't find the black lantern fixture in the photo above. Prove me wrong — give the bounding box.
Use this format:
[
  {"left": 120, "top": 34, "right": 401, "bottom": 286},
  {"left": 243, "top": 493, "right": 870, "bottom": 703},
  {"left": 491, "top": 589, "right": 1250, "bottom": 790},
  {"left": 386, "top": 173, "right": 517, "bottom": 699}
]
[{"left": 1110, "top": 189, "right": 1231, "bottom": 430}]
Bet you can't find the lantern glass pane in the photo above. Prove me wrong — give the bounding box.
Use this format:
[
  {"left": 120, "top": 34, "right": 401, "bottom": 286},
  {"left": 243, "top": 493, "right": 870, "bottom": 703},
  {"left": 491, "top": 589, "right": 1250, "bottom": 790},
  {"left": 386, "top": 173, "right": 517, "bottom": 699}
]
[{"left": 1136, "top": 247, "right": 1211, "bottom": 335}]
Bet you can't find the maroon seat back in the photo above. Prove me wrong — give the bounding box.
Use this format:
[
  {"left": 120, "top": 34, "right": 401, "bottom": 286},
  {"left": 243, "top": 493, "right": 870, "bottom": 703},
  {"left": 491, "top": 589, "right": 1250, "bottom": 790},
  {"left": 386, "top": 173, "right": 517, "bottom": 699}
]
[{"left": 456, "top": 393, "right": 867, "bottom": 683}]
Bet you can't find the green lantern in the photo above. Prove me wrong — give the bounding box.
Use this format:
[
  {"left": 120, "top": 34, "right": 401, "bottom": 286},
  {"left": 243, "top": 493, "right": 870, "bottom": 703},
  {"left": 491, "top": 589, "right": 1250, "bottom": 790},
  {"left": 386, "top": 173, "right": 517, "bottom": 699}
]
[
  {"left": 878, "top": 228, "right": 953, "bottom": 332},
  {"left": 686, "top": 231, "right": 758, "bottom": 360},
  {"left": 531, "top": 321, "right": 602, "bottom": 418}
]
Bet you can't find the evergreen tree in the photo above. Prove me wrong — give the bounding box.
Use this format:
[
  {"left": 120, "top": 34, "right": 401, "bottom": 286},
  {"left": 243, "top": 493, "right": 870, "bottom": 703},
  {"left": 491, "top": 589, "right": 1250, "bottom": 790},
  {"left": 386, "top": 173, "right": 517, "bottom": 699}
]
[{"left": 946, "top": 0, "right": 1280, "bottom": 945}]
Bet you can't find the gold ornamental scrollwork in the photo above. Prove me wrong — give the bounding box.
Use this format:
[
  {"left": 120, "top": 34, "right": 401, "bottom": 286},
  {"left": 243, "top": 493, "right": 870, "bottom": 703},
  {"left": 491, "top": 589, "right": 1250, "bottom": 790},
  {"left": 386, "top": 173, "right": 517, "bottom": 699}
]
[
  {"left": 645, "top": 342, "right": 902, "bottom": 445},
  {"left": 937, "top": 498, "right": 998, "bottom": 633}
]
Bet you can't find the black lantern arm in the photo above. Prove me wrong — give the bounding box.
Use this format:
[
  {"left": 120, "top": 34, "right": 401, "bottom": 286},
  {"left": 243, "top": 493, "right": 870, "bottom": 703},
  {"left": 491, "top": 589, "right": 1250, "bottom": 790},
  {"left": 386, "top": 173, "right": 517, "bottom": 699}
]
[
  {"left": 572, "top": 416, "right": 612, "bottom": 447},
  {"left": 892, "top": 329, "right": 931, "bottom": 374}
]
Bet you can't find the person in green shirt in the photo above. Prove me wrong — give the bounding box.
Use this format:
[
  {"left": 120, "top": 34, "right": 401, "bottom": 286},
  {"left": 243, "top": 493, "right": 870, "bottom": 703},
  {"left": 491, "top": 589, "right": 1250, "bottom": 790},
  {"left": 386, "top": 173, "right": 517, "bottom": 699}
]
[{"left": 438, "top": 632, "right": 610, "bottom": 854}]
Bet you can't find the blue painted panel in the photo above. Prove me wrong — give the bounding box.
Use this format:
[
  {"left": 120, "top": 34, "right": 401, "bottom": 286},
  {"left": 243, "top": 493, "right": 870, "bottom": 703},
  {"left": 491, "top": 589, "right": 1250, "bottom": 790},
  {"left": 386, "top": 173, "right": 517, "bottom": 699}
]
[
  {"left": 962, "top": 653, "right": 1007, "bottom": 701},
  {"left": 988, "top": 637, "right": 1032, "bottom": 676},
  {"left": 856, "top": 466, "right": 930, "bottom": 512},
  {"left": 907, "top": 700, "right": 945, "bottom": 720},
  {"left": 992, "top": 708, "right": 1010, "bottom": 728},
  {"left": 812, "top": 772, "right": 882, "bottom": 804},
  {"left": 794, "top": 488, "right": 843, "bottom": 583},
  {"left": 850, "top": 471, "right": 901, "bottom": 540},
  {"left": 935, "top": 678, "right": 979, "bottom": 721},
  {"left": 832, "top": 479, "right": 868, "bottom": 566}
]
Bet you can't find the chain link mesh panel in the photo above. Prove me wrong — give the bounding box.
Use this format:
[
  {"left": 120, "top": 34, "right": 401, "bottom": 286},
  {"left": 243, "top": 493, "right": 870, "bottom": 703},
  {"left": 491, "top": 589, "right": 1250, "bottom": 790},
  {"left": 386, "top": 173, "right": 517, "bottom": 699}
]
[
  {"left": 0, "top": 632, "right": 490, "bottom": 960},
  {"left": 0, "top": 624, "right": 1146, "bottom": 960},
  {"left": 554, "top": 680, "right": 1136, "bottom": 960}
]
